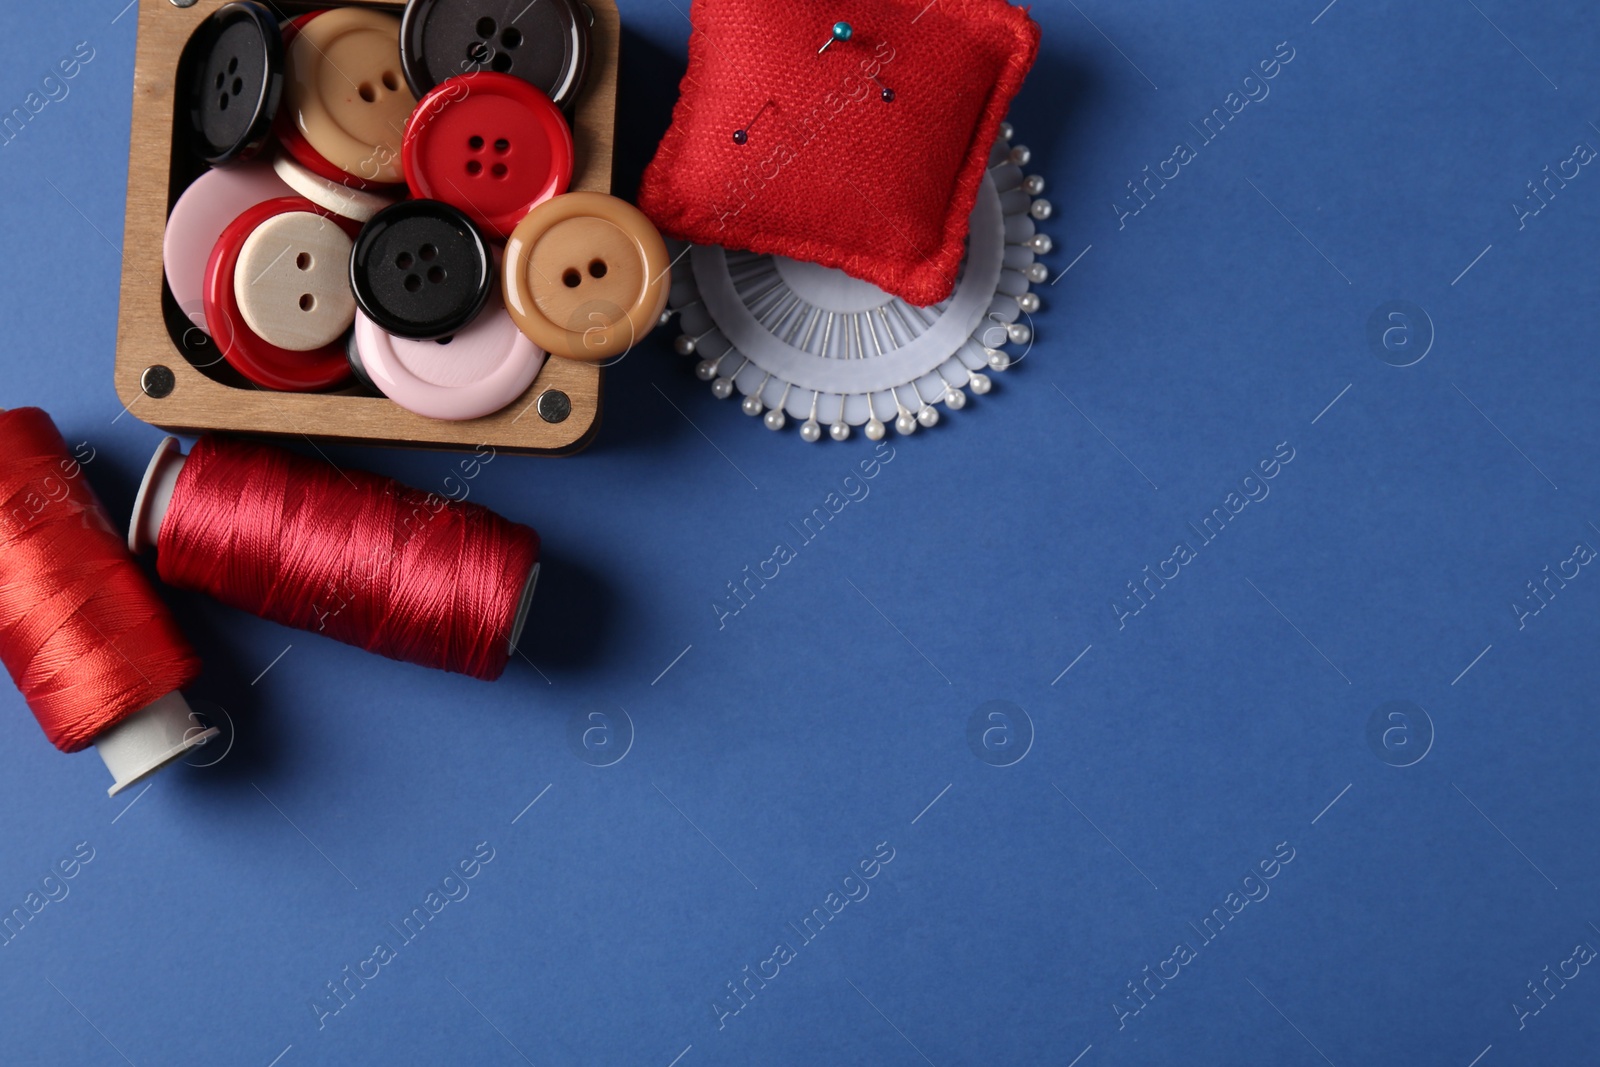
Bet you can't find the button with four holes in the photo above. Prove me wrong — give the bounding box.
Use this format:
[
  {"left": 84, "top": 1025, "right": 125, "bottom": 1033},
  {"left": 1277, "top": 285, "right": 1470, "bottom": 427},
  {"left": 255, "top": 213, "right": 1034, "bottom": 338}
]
[
  {"left": 402, "top": 72, "right": 574, "bottom": 239},
  {"left": 351, "top": 200, "right": 493, "bottom": 340},
  {"left": 278, "top": 8, "right": 417, "bottom": 186},
  {"left": 204, "top": 196, "right": 362, "bottom": 392},
  {"left": 180, "top": 1, "right": 285, "bottom": 165},
  {"left": 503, "top": 192, "right": 672, "bottom": 362},
  {"left": 400, "top": 0, "right": 590, "bottom": 111}
]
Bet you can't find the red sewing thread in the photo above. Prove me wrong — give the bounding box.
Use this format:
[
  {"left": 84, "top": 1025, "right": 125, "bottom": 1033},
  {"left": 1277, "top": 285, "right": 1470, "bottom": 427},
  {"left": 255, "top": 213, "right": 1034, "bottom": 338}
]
[
  {"left": 0, "top": 409, "right": 201, "bottom": 752},
  {"left": 156, "top": 436, "right": 539, "bottom": 681}
]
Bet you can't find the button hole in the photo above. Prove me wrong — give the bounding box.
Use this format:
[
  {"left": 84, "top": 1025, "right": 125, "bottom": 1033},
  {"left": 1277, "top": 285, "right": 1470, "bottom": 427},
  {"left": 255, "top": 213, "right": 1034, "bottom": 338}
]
[
  {"left": 227, "top": 57, "right": 238, "bottom": 74},
  {"left": 490, "top": 52, "right": 512, "bottom": 73},
  {"left": 296, "top": 252, "right": 313, "bottom": 271},
  {"left": 358, "top": 83, "right": 376, "bottom": 103},
  {"left": 468, "top": 135, "right": 484, "bottom": 151},
  {"left": 404, "top": 274, "right": 422, "bottom": 292},
  {"left": 419, "top": 244, "right": 437, "bottom": 262},
  {"left": 382, "top": 71, "right": 400, "bottom": 92},
  {"left": 494, "top": 138, "right": 510, "bottom": 154},
  {"left": 562, "top": 269, "right": 581, "bottom": 288},
  {"left": 395, "top": 252, "right": 414, "bottom": 269},
  {"left": 476, "top": 16, "right": 496, "bottom": 37},
  {"left": 232, "top": 77, "right": 244, "bottom": 95},
  {"left": 589, "top": 259, "right": 608, "bottom": 279},
  {"left": 466, "top": 160, "right": 483, "bottom": 176},
  {"left": 501, "top": 28, "right": 523, "bottom": 49},
  {"left": 299, "top": 294, "right": 316, "bottom": 312},
  {"left": 491, "top": 162, "right": 508, "bottom": 179},
  {"left": 427, "top": 266, "right": 447, "bottom": 285}
]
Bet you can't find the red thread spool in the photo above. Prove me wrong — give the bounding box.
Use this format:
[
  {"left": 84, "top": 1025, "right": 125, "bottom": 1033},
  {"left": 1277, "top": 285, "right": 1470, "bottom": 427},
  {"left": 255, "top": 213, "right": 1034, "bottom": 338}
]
[
  {"left": 130, "top": 436, "right": 541, "bottom": 681},
  {"left": 0, "top": 408, "right": 214, "bottom": 795}
]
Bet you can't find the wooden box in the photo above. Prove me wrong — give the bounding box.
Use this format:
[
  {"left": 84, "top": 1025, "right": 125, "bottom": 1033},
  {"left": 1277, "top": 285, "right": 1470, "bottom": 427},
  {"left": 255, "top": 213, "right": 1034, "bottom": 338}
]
[{"left": 114, "top": 0, "right": 618, "bottom": 454}]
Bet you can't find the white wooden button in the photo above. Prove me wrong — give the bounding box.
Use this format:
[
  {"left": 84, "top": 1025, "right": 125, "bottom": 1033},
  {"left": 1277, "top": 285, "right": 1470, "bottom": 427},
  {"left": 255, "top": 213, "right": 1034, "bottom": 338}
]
[
  {"left": 273, "top": 152, "right": 399, "bottom": 223},
  {"left": 232, "top": 211, "right": 357, "bottom": 351}
]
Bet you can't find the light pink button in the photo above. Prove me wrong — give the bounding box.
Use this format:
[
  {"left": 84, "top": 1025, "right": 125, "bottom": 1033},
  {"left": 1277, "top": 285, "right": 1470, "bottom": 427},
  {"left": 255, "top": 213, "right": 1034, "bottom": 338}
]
[
  {"left": 353, "top": 286, "right": 544, "bottom": 421},
  {"left": 164, "top": 163, "right": 293, "bottom": 331}
]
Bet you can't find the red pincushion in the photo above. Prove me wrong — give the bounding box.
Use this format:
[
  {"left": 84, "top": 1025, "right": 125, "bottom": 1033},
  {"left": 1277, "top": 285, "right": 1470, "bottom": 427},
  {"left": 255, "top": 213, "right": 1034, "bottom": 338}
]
[{"left": 638, "top": 0, "right": 1040, "bottom": 307}]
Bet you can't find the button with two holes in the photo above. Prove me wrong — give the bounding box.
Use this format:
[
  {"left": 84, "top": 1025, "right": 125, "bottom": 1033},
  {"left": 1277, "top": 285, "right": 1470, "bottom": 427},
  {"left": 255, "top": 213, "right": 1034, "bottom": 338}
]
[
  {"left": 204, "top": 195, "right": 362, "bottom": 392},
  {"left": 233, "top": 210, "right": 358, "bottom": 351},
  {"left": 279, "top": 8, "right": 417, "bottom": 185},
  {"left": 503, "top": 192, "right": 671, "bottom": 362},
  {"left": 351, "top": 200, "right": 493, "bottom": 340},
  {"left": 180, "top": 1, "right": 285, "bottom": 164},
  {"left": 400, "top": 0, "right": 590, "bottom": 111},
  {"left": 402, "top": 72, "right": 574, "bottom": 239}
]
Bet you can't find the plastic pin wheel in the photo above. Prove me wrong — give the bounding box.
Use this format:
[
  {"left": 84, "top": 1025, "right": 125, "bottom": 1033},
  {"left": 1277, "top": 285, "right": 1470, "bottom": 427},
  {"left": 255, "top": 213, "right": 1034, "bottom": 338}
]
[{"left": 662, "top": 124, "right": 1054, "bottom": 442}]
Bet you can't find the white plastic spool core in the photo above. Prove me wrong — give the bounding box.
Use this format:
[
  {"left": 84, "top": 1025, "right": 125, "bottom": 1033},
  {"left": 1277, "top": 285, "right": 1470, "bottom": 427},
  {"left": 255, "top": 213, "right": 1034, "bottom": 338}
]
[
  {"left": 97, "top": 692, "right": 218, "bottom": 797},
  {"left": 128, "top": 435, "right": 185, "bottom": 555},
  {"left": 129, "top": 437, "right": 538, "bottom": 655}
]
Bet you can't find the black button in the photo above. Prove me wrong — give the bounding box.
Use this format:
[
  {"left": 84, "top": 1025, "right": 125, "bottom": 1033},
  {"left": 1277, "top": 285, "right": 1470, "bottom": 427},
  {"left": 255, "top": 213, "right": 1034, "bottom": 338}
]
[
  {"left": 400, "top": 0, "right": 590, "bottom": 111},
  {"left": 179, "top": 1, "right": 284, "bottom": 165},
  {"left": 351, "top": 200, "right": 493, "bottom": 341},
  {"left": 344, "top": 330, "right": 379, "bottom": 394}
]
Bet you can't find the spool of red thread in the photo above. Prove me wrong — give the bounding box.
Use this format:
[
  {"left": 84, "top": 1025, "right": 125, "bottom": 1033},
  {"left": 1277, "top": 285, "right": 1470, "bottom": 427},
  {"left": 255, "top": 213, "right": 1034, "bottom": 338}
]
[
  {"left": 130, "top": 436, "right": 540, "bottom": 681},
  {"left": 0, "top": 408, "right": 215, "bottom": 795}
]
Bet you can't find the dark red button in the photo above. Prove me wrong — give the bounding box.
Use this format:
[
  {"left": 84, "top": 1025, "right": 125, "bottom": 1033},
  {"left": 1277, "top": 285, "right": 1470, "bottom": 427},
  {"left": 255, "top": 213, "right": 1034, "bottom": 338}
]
[
  {"left": 204, "top": 196, "right": 362, "bottom": 392},
  {"left": 401, "top": 72, "right": 573, "bottom": 240}
]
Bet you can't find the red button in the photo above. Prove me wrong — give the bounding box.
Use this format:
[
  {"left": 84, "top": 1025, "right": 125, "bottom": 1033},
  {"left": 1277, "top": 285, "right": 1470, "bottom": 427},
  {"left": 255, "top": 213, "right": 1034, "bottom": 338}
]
[
  {"left": 401, "top": 72, "right": 574, "bottom": 240},
  {"left": 204, "top": 196, "right": 362, "bottom": 392}
]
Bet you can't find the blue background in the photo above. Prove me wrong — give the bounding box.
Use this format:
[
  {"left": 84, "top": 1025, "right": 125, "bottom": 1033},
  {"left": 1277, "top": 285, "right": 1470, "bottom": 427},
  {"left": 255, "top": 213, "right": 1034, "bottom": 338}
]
[{"left": 2, "top": 1, "right": 1598, "bottom": 1064}]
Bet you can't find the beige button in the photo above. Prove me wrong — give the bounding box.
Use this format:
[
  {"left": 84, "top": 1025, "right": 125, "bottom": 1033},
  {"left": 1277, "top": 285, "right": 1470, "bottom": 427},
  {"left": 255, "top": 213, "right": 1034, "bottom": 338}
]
[
  {"left": 284, "top": 9, "right": 415, "bottom": 185},
  {"left": 233, "top": 212, "right": 357, "bottom": 351},
  {"left": 503, "top": 193, "right": 671, "bottom": 362}
]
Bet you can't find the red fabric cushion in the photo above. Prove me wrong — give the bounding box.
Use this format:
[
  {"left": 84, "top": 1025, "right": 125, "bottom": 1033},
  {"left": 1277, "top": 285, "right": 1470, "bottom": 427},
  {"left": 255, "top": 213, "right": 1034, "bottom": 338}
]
[{"left": 638, "top": 0, "right": 1040, "bottom": 307}]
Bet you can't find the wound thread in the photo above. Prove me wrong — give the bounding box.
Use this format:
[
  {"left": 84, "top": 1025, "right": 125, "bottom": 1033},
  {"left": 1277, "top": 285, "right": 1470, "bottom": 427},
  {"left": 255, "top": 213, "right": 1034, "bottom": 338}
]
[
  {"left": 155, "top": 436, "right": 539, "bottom": 681},
  {"left": 0, "top": 409, "right": 201, "bottom": 752}
]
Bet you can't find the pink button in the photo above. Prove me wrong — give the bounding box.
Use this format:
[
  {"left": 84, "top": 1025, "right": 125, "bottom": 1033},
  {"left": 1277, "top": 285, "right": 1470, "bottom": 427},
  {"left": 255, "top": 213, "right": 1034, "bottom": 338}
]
[
  {"left": 164, "top": 163, "right": 293, "bottom": 332},
  {"left": 353, "top": 285, "right": 544, "bottom": 421}
]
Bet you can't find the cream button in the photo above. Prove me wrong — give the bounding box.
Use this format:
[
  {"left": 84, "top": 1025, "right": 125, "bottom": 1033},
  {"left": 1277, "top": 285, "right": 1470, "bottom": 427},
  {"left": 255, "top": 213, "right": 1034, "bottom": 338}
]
[
  {"left": 283, "top": 9, "right": 416, "bottom": 184},
  {"left": 273, "top": 152, "right": 398, "bottom": 223},
  {"left": 503, "top": 192, "right": 671, "bottom": 362},
  {"left": 232, "top": 211, "right": 357, "bottom": 352}
]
